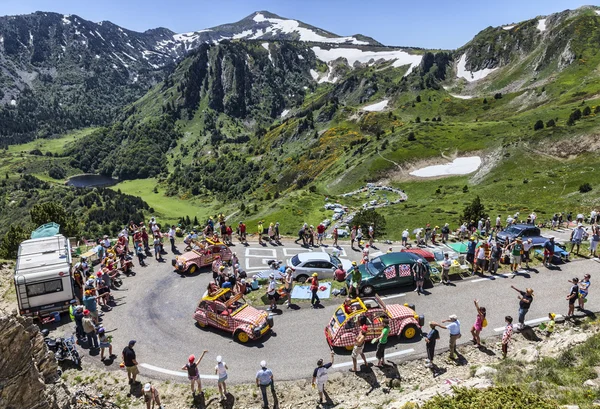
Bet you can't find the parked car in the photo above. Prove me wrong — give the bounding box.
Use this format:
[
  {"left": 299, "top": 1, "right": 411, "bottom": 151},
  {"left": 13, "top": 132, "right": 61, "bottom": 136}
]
[
  {"left": 332, "top": 213, "right": 342, "bottom": 221},
  {"left": 322, "top": 219, "right": 331, "bottom": 227},
  {"left": 194, "top": 288, "right": 273, "bottom": 343},
  {"left": 324, "top": 204, "right": 336, "bottom": 210},
  {"left": 325, "top": 295, "right": 424, "bottom": 350},
  {"left": 348, "top": 252, "right": 433, "bottom": 296},
  {"left": 496, "top": 224, "right": 546, "bottom": 247},
  {"left": 336, "top": 228, "right": 350, "bottom": 238},
  {"left": 288, "top": 252, "right": 353, "bottom": 282},
  {"left": 172, "top": 239, "right": 232, "bottom": 273}
]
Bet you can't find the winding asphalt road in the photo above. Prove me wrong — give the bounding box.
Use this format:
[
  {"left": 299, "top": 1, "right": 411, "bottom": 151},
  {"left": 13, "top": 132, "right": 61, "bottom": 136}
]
[{"left": 87, "top": 238, "right": 599, "bottom": 385}]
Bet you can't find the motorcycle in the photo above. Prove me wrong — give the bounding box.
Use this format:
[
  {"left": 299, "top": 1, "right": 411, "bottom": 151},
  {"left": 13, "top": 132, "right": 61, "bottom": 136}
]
[{"left": 41, "top": 329, "right": 81, "bottom": 368}]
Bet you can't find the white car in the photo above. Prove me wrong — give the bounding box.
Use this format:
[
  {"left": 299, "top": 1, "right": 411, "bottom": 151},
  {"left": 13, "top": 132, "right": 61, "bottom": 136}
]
[{"left": 288, "top": 252, "right": 352, "bottom": 282}]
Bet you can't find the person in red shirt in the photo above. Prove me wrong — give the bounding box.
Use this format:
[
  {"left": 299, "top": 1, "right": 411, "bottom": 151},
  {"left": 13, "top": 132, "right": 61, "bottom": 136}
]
[
  {"left": 307, "top": 273, "right": 320, "bottom": 309},
  {"left": 332, "top": 227, "right": 338, "bottom": 247},
  {"left": 141, "top": 227, "right": 149, "bottom": 252},
  {"left": 317, "top": 224, "right": 326, "bottom": 246},
  {"left": 238, "top": 222, "right": 247, "bottom": 243},
  {"left": 334, "top": 266, "right": 346, "bottom": 282},
  {"left": 225, "top": 225, "right": 233, "bottom": 245}
]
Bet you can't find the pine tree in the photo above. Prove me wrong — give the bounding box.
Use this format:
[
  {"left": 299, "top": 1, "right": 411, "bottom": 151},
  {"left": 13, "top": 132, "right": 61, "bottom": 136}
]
[
  {"left": 533, "top": 120, "right": 544, "bottom": 131},
  {"left": 546, "top": 119, "right": 556, "bottom": 127},
  {"left": 583, "top": 106, "right": 591, "bottom": 116},
  {"left": 416, "top": 95, "right": 422, "bottom": 103}
]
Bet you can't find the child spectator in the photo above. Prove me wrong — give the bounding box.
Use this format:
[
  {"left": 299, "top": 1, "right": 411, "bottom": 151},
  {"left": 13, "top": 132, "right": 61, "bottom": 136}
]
[
  {"left": 215, "top": 355, "right": 229, "bottom": 401},
  {"left": 501, "top": 316, "right": 513, "bottom": 359}
]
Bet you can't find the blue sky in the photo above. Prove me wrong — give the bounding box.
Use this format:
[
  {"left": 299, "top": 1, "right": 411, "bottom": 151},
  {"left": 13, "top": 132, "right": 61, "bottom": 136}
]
[{"left": 2, "top": 0, "right": 598, "bottom": 48}]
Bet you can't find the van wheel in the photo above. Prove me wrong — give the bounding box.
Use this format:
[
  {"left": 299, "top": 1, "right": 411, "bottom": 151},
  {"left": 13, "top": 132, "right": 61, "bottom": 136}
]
[
  {"left": 187, "top": 265, "right": 197, "bottom": 274},
  {"left": 235, "top": 330, "right": 250, "bottom": 344},
  {"left": 361, "top": 285, "right": 374, "bottom": 296},
  {"left": 402, "top": 324, "right": 419, "bottom": 340}
]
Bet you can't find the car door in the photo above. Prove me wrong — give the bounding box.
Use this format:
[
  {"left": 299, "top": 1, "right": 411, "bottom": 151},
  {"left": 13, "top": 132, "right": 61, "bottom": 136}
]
[
  {"left": 373, "top": 264, "right": 399, "bottom": 290},
  {"left": 301, "top": 261, "right": 325, "bottom": 278},
  {"left": 396, "top": 262, "right": 415, "bottom": 286}
]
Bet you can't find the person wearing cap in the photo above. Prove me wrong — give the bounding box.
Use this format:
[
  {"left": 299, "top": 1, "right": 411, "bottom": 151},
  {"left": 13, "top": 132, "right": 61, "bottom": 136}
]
[
  {"left": 350, "top": 326, "right": 368, "bottom": 372},
  {"left": 82, "top": 309, "right": 99, "bottom": 349},
  {"left": 488, "top": 241, "right": 503, "bottom": 274},
  {"left": 506, "top": 237, "right": 524, "bottom": 273},
  {"left": 307, "top": 272, "right": 320, "bottom": 309},
  {"left": 578, "top": 273, "right": 591, "bottom": 310},
  {"left": 544, "top": 313, "right": 556, "bottom": 336},
  {"left": 522, "top": 238, "right": 534, "bottom": 269},
  {"left": 122, "top": 340, "right": 139, "bottom": 384},
  {"left": 466, "top": 236, "right": 477, "bottom": 272},
  {"left": 401, "top": 228, "right": 409, "bottom": 247},
  {"left": 98, "top": 327, "right": 114, "bottom": 361},
  {"left": 82, "top": 289, "right": 100, "bottom": 324},
  {"left": 257, "top": 220, "right": 264, "bottom": 245},
  {"left": 411, "top": 259, "right": 427, "bottom": 294},
  {"left": 543, "top": 236, "right": 555, "bottom": 267},
  {"left": 567, "top": 277, "right": 580, "bottom": 319},
  {"left": 256, "top": 360, "right": 276, "bottom": 409},
  {"left": 182, "top": 350, "right": 207, "bottom": 396},
  {"left": 424, "top": 322, "right": 441, "bottom": 368},
  {"left": 284, "top": 268, "right": 294, "bottom": 308},
  {"left": 73, "top": 305, "right": 86, "bottom": 341},
  {"left": 440, "top": 253, "right": 452, "bottom": 284},
  {"left": 215, "top": 355, "right": 229, "bottom": 401},
  {"left": 143, "top": 382, "right": 162, "bottom": 409},
  {"left": 312, "top": 351, "right": 335, "bottom": 404},
  {"left": 266, "top": 273, "right": 278, "bottom": 311},
  {"left": 511, "top": 286, "right": 534, "bottom": 330},
  {"left": 570, "top": 223, "right": 586, "bottom": 255},
  {"left": 438, "top": 314, "right": 461, "bottom": 360}
]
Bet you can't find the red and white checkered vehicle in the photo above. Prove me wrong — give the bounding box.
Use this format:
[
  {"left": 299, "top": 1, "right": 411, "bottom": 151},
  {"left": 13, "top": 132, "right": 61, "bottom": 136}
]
[
  {"left": 325, "top": 295, "right": 424, "bottom": 350},
  {"left": 172, "top": 238, "right": 232, "bottom": 274},
  {"left": 194, "top": 288, "right": 273, "bottom": 343}
]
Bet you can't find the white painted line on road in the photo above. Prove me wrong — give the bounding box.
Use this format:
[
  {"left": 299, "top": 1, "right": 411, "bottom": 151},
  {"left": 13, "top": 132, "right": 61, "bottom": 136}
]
[
  {"left": 470, "top": 273, "right": 515, "bottom": 283},
  {"left": 283, "top": 247, "right": 312, "bottom": 256},
  {"left": 245, "top": 248, "right": 277, "bottom": 258},
  {"left": 381, "top": 293, "right": 406, "bottom": 300},
  {"left": 140, "top": 363, "right": 219, "bottom": 379},
  {"left": 332, "top": 348, "right": 414, "bottom": 368},
  {"left": 493, "top": 315, "right": 563, "bottom": 332}
]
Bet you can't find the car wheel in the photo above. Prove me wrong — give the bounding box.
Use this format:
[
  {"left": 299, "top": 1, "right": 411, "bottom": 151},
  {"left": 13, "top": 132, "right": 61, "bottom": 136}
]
[
  {"left": 195, "top": 321, "right": 206, "bottom": 329},
  {"left": 361, "top": 285, "right": 375, "bottom": 296},
  {"left": 234, "top": 330, "right": 250, "bottom": 344},
  {"left": 296, "top": 274, "right": 309, "bottom": 283},
  {"left": 401, "top": 324, "right": 419, "bottom": 340},
  {"left": 187, "top": 265, "right": 197, "bottom": 274},
  {"left": 345, "top": 345, "right": 354, "bottom": 351}
]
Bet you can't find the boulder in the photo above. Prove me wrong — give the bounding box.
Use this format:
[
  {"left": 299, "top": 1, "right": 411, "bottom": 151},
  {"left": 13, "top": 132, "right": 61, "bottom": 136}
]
[{"left": 474, "top": 366, "right": 498, "bottom": 379}]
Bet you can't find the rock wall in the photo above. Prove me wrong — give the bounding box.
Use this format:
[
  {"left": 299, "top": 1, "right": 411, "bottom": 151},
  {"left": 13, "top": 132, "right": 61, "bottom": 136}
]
[{"left": 0, "top": 311, "right": 72, "bottom": 409}]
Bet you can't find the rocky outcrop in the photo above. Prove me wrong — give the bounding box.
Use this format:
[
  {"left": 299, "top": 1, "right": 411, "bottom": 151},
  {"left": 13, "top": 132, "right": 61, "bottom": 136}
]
[{"left": 0, "top": 311, "right": 72, "bottom": 409}]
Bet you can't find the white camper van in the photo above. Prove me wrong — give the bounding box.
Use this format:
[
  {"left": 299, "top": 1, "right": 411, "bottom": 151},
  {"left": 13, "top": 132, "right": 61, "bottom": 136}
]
[{"left": 14, "top": 235, "right": 74, "bottom": 317}]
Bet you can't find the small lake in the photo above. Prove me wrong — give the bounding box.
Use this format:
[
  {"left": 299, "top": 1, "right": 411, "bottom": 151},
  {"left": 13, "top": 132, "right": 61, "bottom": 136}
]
[{"left": 66, "top": 174, "right": 118, "bottom": 188}]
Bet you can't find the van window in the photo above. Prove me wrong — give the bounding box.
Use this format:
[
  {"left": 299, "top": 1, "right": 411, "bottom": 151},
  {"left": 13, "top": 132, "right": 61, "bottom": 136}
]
[{"left": 26, "top": 279, "right": 64, "bottom": 297}]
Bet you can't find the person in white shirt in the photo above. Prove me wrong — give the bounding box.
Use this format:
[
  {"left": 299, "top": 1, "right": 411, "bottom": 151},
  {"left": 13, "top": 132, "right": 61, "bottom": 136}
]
[
  {"left": 474, "top": 245, "right": 486, "bottom": 274},
  {"left": 402, "top": 229, "right": 409, "bottom": 247},
  {"left": 440, "top": 253, "right": 452, "bottom": 284},
  {"left": 522, "top": 238, "right": 534, "bottom": 269},
  {"left": 168, "top": 225, "right": 176, "bottom": 253},
  {"left": 266, "top": 274, "right": 277, "bottom": 311},
  {"left": 215, "top": 356, "right": 228, "bottom": 401},
  {"left": 312, "top": 352, "right": 335, "bottom": 405},
  {"left": 570, "top": 223, "right": 586, "bottom": 255}
]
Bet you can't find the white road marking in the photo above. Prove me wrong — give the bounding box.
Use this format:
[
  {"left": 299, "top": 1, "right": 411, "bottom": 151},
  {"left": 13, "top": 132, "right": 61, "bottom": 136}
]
[
  {"left": 283, "top": 247, "right": 312, "bottom": 256},
  {"left": 332, "top": 348, "right": 414, "bottom": 368},
  {"left": 245, "top": 248, "right": 277, "bottom": 257},
  {"left": 140, "top": 363, "right": 219, "bottom": 379},
  {"left": 381, "top": 293, "right": 406, "bottom": 300},
  {"left": 493, "top": 314, "right": 563, "bottom": 332},
  {"left": 470, "top": 273, "right": 515, "bottom": 283}
]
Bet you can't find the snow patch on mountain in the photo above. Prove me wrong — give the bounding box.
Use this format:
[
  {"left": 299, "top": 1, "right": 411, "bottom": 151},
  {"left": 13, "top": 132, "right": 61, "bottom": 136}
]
[
  {"left": 456, "top": 54, "right": 497, "bottom": 82},
  {"left": 62, "top": 15, "right": 71, "bottom": 25},
  {"left": 312, "top": 47, "right": 422, "bottom": 76},
  {"left": 252, "top": 13, "right": 368, "bottom": 45},
  {"left": 298, "top": 54, "right": 304, "bottom": 60},
  {"left": 362, "top": 100, "right": 389, "bottom": 112},
  {"left": 537, "top": 19, "right": 547, "bottom": 32},
  {"left": 281, "top": 109, "right": 290, "bottom": 118},
  {"left": 310, "top": 69, "right": 319, "bottom": 80},
  {"left": 449, "top": 94, "right": 473, "bottom": 100},
  {"left": 502, "top": 25, "right": 515, "bottom": 30}
]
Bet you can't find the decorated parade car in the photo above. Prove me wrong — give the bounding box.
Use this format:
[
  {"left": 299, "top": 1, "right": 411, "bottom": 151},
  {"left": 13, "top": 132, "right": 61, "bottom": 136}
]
[
  {"left": 193, "top": 288, "right": 273, "bottom": 343},
  {"left": 325, "top": 295, "right": 424, "bottom": 350},
  {"left": 172, "top": 238, "right": 232, "bottom": 273}
]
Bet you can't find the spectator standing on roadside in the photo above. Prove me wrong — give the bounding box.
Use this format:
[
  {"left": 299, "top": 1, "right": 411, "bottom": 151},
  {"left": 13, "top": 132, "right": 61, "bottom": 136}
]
[
  {"left": 506, "top": 237, "right": 523, "bottom": 273},
  {"left": 470, "top": 300, "right": 486, "bottom": 348},
  {"left": 122, "top": 340, "right": 139, "bottom": 385},
  {"left": 257, "top": 220, "right": 264, "bottom": 245},
  {"left": 373, "top": 316, "right": 390, "bottom": 367},
  {"left": 501, "top": 316, "right": 513, "bottom": 358},
  {"left": 307, "top": 273, "right": 320, "bottom": 308},
  {"left": 402, "top": 229, "right": 409, "bottom": 247},
  {"left": 332, "top": 227, "right": 338, "bottom": 247},
  {"left": 511, "top": 286, "right": 533, "bottom": 330},
  {"left": 143, "top": 383, "right": 163, "bottom": 409},
  {"left": 488, "top": 242, "right": 502, "bottom": 274},
  {"left": 578, "top": 274, "right": 591, "bottom": 310},
  {"left": 350, "top": 226, "right": 357, "bottom": 249},
  {"left": 215, "top": 355, "right": 229, "bottom": 401},
  {"left": 566, "top": 277, "right": 579, "bottom": 319},
  {"left": 474, "top": 244, "right": 486, "bottom": 275},
  {"left": 412, "top": 259, "right": 426, "bottom": 294},
  {"left": 266, "top": 273, "right": 278, "bottom": 311},
  {"left": 82, "top": 289, "right": 100, "bottom": 325},
  {"left": 312, "top": 352, "right": 335, "bottom": 405},
  {"left": 368, "top": 224, "right": 374, "bottom": 246},
  {"left": 440, "top": 253, "right": 451, "bottom": 285},
  {"left": 350, "top": 326, "right": 368, "bottom": 372},
  {"left": 570, "top": 223, "right": 586, "bottom": 255},
  {"left": 466, "top": 236, "right": 476, "bottom": 272},
  {"left": 74, "top": 305, "right": 86, "bottom": 341},
  {"left": 543, "top": 237, "right": 555, "bottom": 267},
  {"left": 590, "top": 223, "right": 599, "bottom": 258},
  {"left": 82, "top": 310, "right": 98, "bottom": 350},
  {"left": 522, "top": 238, "right": 534, "bottom": 269},
  {"left": 356, "top": 226, "right": 363, "bottom": 247},
  {"left": 441, "top": 224, "right": 450, "bottom": 244},
  {"left": 284, "top": 268, "right": 294, "bottom": 308},
  {"left": 437, "top": 315, "right": 461, "bottom": 360},
  {"left": 168, "top": 225, "right": 176, "bottom": 253},
  {"left": 98, "top": 327, "right": 114, "bottom": 361},
  {"left": 424, "top": 322, "right": 440, "bottom": 368},
  {"left": 182, "top": 350, "right": 207, "bottom": 396},
  {"left": 256, "top": 360, "right": 277, "bottom": 409},
  {"left": 316, "top": 223, "right": 325, "bottom": 246}
]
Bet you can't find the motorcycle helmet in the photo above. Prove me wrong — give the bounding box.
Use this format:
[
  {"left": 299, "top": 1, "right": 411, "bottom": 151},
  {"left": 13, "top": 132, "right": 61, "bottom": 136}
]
[{"left": 98, "top": 327, "right": 105, "bottom": 334}]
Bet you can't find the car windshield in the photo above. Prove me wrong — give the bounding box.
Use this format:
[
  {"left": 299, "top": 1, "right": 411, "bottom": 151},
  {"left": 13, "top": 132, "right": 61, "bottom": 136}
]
[
  {"left": 505, "top": 226, "right": 522, "bottom": 235},
  {"left": 335, "top": 308, "right": 347, "bottom": 325},
  {"left": 330, "top": 255, "right": 342, "bottom": 267},
  {"left": 365, "top": 257, "right": 385, "bottom": 276},
  {"left": 291, "top": 255, "right": 301, "bottom": 267}
]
